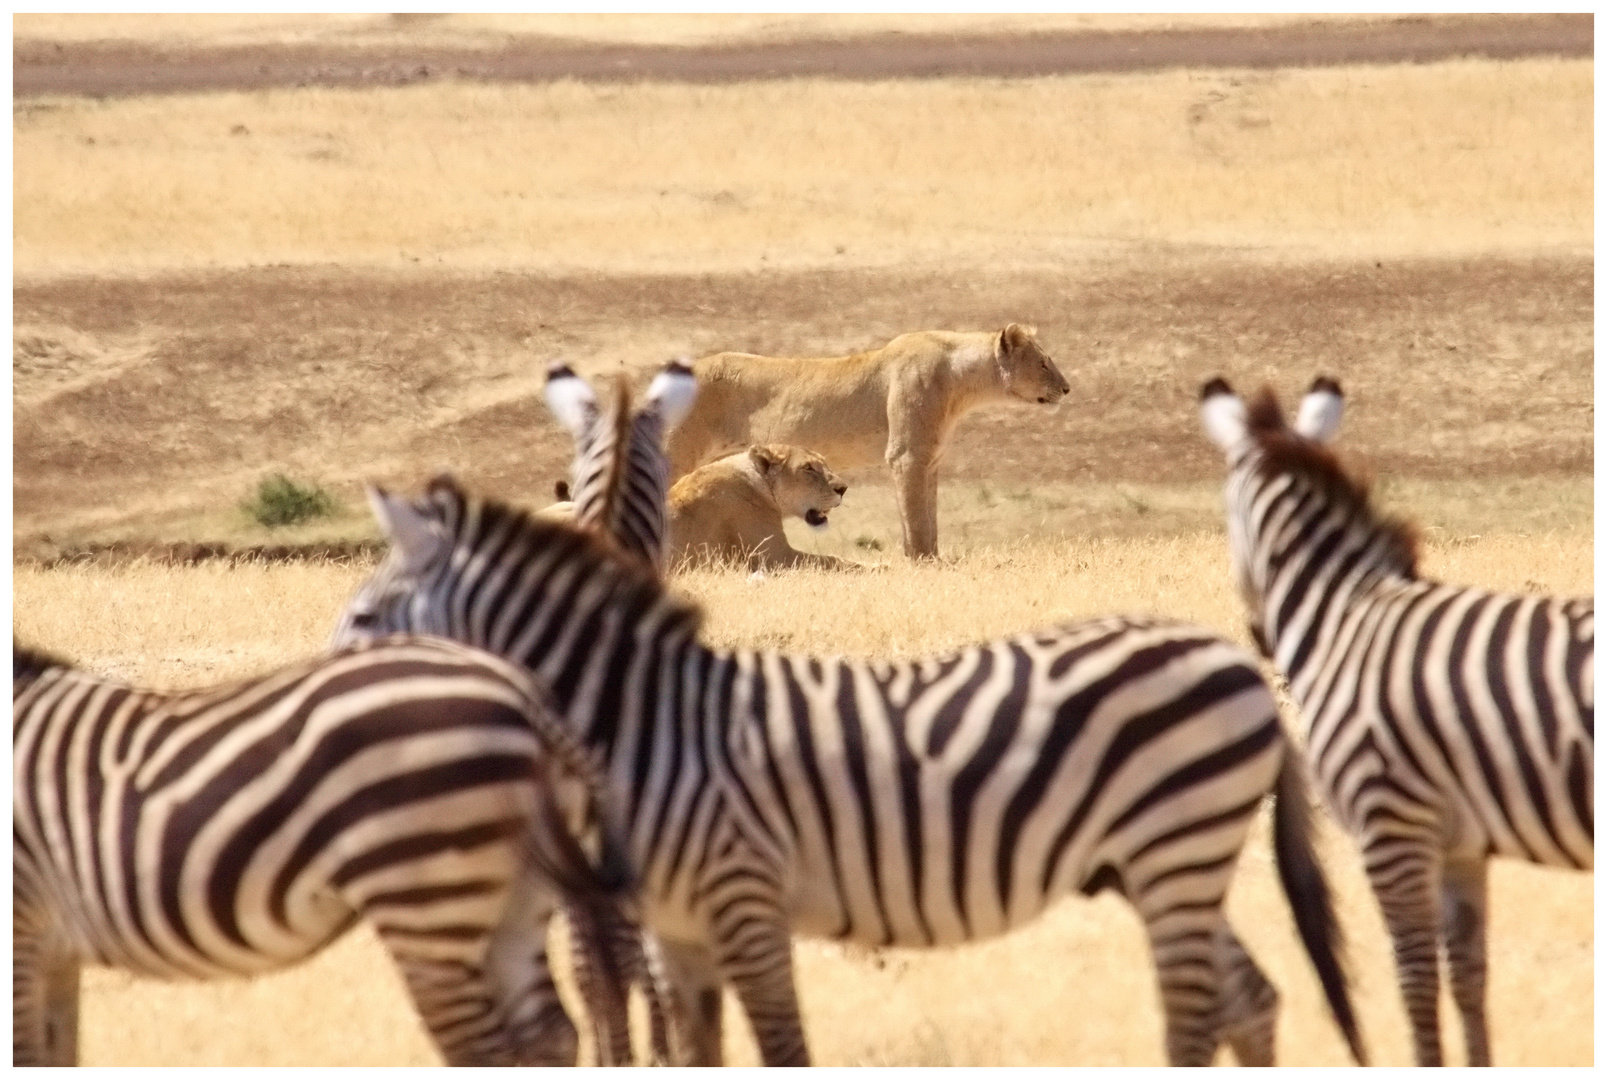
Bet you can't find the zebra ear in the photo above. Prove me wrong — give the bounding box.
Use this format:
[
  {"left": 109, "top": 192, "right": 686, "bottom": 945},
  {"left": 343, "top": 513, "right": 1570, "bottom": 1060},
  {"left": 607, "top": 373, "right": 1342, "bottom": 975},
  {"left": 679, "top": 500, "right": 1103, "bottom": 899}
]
[
  {"left": 1199, "top": 377, "right": 1248, "bottom": 450},
  {"left": 646, "top": 358, "right": 698, "bottom": 431},
  {"left": 543, "top": 362, "right": 598, "bottom": 438},
  {"left": 366, "top": 484, "right": 447, "bottom": 574},
  {"left": 1293, "top": 375, "right": 1344, "bottom": 443}
]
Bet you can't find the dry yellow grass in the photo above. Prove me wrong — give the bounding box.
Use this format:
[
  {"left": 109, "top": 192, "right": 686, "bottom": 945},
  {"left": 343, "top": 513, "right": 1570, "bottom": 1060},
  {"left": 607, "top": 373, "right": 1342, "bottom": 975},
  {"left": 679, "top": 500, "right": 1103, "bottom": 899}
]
[
  {"left": 13, "top": 528, "right": 1591, "bottom": 1066},
  {"left": 14, "top": 59, "right": 1590, "bottom": 277},
  {"left": 12, "top": 13, "right": 1393, "bottom": 50}
]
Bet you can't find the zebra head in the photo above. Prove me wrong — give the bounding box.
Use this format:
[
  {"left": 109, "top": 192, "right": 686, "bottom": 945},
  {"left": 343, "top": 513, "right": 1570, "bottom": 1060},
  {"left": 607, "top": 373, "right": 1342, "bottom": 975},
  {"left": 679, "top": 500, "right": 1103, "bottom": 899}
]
[
  {"left": 331, "top": 474, "right": 700, "bottom": 665},
  {"left": 329, "top": 481, "right": 458, "bottom": 648},
  {"left": 1200, "top": 375, "right": 1419, "bottom": 656},
  {"left": 543, "top": 360, "right": 697, "bottom": 573},
  {"left": 1200, "top": 375, "right": 1349, "bottom": 645},
  {"left": 1199, "top": 374, "right": 1344, "bottom": 458}
]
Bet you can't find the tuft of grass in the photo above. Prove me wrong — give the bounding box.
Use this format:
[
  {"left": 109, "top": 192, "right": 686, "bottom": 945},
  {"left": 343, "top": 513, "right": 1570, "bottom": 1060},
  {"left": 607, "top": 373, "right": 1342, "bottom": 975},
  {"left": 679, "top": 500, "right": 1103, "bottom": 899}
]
[{"left": 241, "top": 473, "right": 338, "bottom": 528}]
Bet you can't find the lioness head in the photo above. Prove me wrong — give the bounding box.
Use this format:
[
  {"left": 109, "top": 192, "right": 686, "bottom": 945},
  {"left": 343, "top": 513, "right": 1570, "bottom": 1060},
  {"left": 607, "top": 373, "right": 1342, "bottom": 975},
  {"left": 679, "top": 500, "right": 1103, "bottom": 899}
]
[
  {"left": 995, "top": 323, "right": 1070, "bottom": 405},
  {"left": 750, "top": 444, "right": 847, "bottom": 529}
]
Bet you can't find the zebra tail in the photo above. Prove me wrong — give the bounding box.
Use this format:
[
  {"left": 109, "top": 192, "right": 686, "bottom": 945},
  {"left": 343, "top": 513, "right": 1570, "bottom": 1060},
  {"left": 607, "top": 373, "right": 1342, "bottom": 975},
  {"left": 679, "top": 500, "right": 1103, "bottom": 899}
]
[
  {"left": 519, "top": 779, "right": 640, "bottom": 1064},
  {"left": 1270, "top": 739, "right": 1370, "bottom": 1066}
]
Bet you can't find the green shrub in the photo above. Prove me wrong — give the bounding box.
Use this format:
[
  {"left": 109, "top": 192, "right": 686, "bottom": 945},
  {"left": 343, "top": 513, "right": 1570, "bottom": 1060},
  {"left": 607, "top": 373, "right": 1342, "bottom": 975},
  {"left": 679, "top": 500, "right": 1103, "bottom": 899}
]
[{"left": 242, "top": 473, "right": 338, "bottom": 528}]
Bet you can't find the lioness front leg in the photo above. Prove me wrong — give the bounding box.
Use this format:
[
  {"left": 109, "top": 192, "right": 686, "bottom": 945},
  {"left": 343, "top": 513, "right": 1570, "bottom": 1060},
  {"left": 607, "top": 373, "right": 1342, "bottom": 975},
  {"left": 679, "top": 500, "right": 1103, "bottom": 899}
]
[
  {"left": 888, "top": 450, "right": 940, "bottom": 559},
  {"left": 769, "top": 550, "right": 859, "bottom": 572},
  {"left": 744, "top": 536, "right": 853, "bottom": 573}
]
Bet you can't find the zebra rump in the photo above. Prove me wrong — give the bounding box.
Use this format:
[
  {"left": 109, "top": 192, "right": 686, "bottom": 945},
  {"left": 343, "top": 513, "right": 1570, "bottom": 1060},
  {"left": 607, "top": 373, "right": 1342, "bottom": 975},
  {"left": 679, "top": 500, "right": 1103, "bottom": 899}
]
[{"left": 13, "top": 635, "right": 637, "bottom": 1066}]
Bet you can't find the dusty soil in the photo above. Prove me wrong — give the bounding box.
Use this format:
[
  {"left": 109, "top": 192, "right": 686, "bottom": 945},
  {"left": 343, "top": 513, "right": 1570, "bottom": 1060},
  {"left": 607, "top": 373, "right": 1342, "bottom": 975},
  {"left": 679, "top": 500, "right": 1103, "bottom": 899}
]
[
  {"left": 11, "top": 14, "right": 1594, "bottom": 551},
  {"left": 13, "top": 254, "right": 1592, "bottom": 550},
  {"left": 13, "top": 14, "right": 1592, "bottom": 98}
]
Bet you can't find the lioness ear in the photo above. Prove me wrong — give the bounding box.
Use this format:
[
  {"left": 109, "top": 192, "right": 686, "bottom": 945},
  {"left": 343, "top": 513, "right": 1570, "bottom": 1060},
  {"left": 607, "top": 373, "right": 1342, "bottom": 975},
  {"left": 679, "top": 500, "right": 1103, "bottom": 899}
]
[
  {"left": 554, "top": 479, "right": 571, "bottom": 502},
  {"left": 748, "top": 445, "right": 780, "bottom": 474},
  {"left": 999, "top": 323, "right": 1035, "bottom": 355}
]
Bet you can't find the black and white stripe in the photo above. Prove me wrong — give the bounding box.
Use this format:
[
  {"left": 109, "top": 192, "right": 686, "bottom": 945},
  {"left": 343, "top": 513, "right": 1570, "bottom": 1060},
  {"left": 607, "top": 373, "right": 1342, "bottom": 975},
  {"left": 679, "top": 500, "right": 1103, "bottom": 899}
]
[
  {"left": 1200, "top": 375, "right": 1593, "bottom": 1066},
  {"left": 331, "top": 476, "right": 1368, "bottom": 1066},
  {"left": 543, "top": 360, "right": 697, "bottom": 573},
  {"left": 540, "top": 358, "right": 698, "bottom": 1063},
  {"left": 13, "top": 635, "right": 635, "bottom": 1067}
]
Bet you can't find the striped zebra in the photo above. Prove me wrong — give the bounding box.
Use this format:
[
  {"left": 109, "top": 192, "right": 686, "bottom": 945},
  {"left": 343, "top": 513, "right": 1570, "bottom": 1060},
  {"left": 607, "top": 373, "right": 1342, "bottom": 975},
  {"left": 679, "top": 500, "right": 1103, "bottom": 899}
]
[
  {"left": 544, "top": 359, "right": 697, "bottom": 573},
  {"left": 13, "top": 635, "right": 639, "bottom": 1067},
  {"left": 541, "top": 357, "right": 698, "bottom": 1062},
  {"left": 330, "top": 475, "right": 1369, "bottom": 1066},
  {"left": 1199, "top": 375, "right": 1594, "bottom": 1066}
]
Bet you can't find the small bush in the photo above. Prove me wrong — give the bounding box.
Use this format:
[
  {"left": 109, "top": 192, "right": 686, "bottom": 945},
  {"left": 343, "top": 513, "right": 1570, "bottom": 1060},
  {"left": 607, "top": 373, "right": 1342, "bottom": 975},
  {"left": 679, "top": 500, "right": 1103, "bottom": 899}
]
[{"left": 242, "top": 473, "right": 338, "bottom": 528}]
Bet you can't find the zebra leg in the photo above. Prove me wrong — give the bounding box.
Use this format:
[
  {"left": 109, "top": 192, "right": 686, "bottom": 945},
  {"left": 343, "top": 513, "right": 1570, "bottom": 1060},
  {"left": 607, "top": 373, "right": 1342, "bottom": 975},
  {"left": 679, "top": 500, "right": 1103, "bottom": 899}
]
[
  {"left": 712, "top": 913, "right": 810, "bottom": 1066},
  {"left": 372, "top": 874, "right": 578, "bottom": 1065},
  {"left": 655, "top": 938, "right": 727, "bottom": 1066},
  {"left": 1214, "top": 925, "right": 1279, "bottom": 1067},
  {"left": 562, "top": 899, "right": 634, "bottom": 1065},
  {"left": 1441, "top": 857, "right": 1491, "bottom": 1067},
  {"left": 13, "top": 896, "right": 79, "bottom": 1067},
  {"left": 1139, "top": 907, "right": 1227, "bottom": 1065},
  {"left": 13, "top": 945, "right": 80, "bottom": 1067},
  {"left": 1365, "top": 843, "right": 1446, "bottom": 1066},
  {"left": 635, "top": 929, "right": 688, "bottom": 1064}
]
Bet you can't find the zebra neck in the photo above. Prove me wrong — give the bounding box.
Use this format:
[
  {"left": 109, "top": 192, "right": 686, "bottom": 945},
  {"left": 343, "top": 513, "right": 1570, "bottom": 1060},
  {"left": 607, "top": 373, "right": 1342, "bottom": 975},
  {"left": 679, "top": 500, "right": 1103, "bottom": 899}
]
[
  {"left": 1262, "top": 515, "right": 1414, "bottom": 692},
  {"left": 539, "top": 615, "right": 714, "bottom": 761}
]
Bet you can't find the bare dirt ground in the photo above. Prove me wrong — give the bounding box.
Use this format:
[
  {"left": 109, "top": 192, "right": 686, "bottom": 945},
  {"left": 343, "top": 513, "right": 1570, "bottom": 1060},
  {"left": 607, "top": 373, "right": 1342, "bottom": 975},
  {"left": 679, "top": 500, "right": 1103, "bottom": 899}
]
[
  {"left": 12, "top": 13, "right": 1593, "bottom": 558},
  {"left": 13, "top": 13, "right": 1592, "bottom": 98},
  {"left": 13, "top": 254, "right": 1593, "bottom": 554}
]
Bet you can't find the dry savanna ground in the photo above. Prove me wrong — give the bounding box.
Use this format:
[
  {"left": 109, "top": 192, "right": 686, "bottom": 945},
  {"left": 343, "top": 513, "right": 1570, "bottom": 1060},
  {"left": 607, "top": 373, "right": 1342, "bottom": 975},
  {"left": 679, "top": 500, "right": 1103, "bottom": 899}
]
[
  {"left": 14, "top": 60, "right": 1592, "bottom": 276},
  {"left": 11, "top": 13, "right": 1592, "bottom": 1069}
]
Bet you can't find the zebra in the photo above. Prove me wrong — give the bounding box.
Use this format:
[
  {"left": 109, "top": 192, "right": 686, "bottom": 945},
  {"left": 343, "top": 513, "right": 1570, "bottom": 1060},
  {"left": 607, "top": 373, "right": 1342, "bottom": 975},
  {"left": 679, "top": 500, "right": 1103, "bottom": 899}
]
[
  {"left": 13, "top": 634, "right": 641, "bottom": 1067},
  {"left": 329, "top": 474, "right": 1370, "bottom": 1066},
  {"left": 543, "top": 359, "right": 698, "bottom": 573},
  {"left": 1198, "top": 375, "right": 1593, "bottom": 1066},
  {"left": 540, "top": 357, "right": 699, "bottom": 1063}
]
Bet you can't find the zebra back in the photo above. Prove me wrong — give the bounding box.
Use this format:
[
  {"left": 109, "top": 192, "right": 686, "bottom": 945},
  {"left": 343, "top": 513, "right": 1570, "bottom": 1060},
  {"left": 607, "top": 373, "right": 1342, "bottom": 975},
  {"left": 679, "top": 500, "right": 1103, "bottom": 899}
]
[{"left": 333, "top": 476, "right": 1371, "bottom": 1065}]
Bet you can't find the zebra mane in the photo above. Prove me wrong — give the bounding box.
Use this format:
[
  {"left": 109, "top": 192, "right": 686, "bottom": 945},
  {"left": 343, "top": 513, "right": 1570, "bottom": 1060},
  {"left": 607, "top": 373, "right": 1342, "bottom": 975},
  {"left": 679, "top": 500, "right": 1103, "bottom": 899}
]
[
  {"left": 13, "top": 641, "right": 74, "bottom": 682},
  {"left": 1245, "top": 386, "right": 1420, "bottom": 578},
  {"left": 420, "top": 474, "right": 704, "bottom": 634},
  {"left": 584, "top": 374, "right": 636, "bottom": 540}
]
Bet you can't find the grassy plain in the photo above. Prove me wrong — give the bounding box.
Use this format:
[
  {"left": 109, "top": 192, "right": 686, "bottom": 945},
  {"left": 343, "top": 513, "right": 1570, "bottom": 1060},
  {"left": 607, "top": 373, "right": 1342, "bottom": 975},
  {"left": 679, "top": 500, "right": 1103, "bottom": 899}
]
[
  {"left": 11, "top": 14, "right": 1592, "bottom": 1068},
  {"left": 13, "top": 527, "right": 1593, "bottom": 1066},
  {"left": 14, "top": 59, "right": 1591, "bottom": 277}
]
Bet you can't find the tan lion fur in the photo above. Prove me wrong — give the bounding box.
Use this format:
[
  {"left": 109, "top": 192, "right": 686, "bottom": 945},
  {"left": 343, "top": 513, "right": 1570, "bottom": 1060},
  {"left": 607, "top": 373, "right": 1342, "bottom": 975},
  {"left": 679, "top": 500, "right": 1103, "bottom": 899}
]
[
  {"left": 665, "top": 325, "right": 1070, "bottom": 559},
  {"left": 534, "top": 480, "right": 576, "bottom": 524},
  {"left": 665, "top": 444, "right": 859, "bottom": 572}
]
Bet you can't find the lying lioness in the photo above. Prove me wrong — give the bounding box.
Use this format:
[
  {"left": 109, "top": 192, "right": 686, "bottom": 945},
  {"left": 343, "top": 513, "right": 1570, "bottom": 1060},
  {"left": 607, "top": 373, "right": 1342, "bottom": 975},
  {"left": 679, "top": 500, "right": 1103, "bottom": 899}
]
[
  {"left": 666, "top": 444, "right": 860, "bottom": 572},
  {"left": 665, "top": 325, "right": 1069, "bottom": 559}
]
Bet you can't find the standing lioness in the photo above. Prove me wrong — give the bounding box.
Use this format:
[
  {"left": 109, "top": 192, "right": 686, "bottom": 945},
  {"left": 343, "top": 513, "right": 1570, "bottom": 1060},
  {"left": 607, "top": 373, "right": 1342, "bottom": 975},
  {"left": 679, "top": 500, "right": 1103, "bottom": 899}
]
[{"left": 666, "top": 325, "right": 1069, "bottom": 559}]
